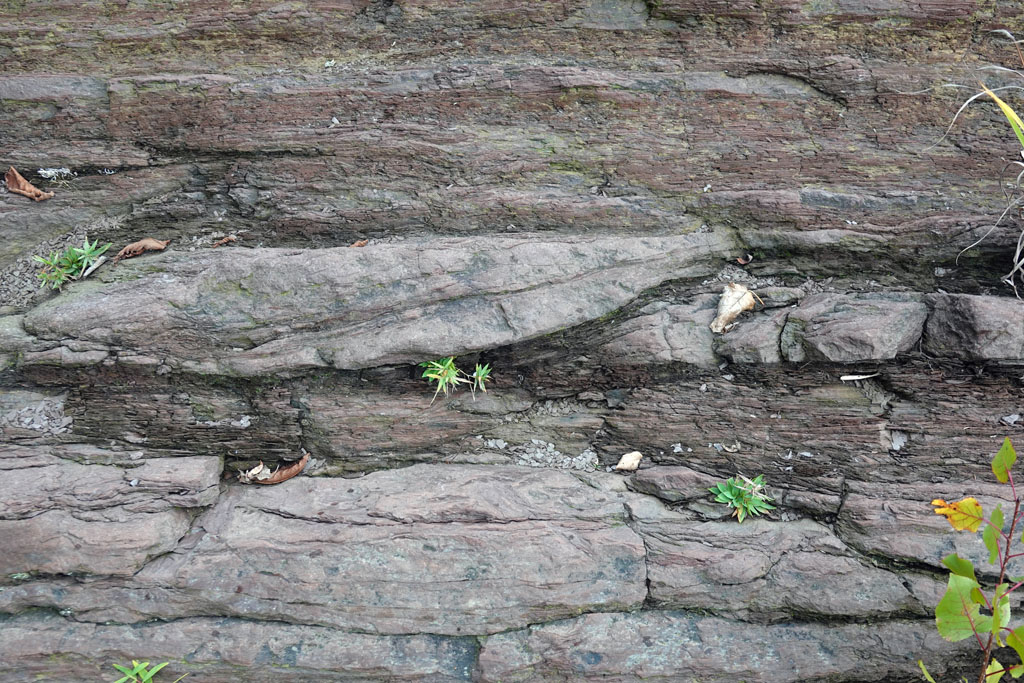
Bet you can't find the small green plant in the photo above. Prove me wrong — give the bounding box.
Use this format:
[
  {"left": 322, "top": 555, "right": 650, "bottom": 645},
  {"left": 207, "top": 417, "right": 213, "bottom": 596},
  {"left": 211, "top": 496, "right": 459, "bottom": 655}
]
[
  {"left": 418, "top": 357, "right": 492, "bottom": 402},
  {"left": 708, "top": 474, "right": 775, "bottom": 523},
  {"left": 470, "top": 363, "right": 491, "bottom": 396},
  {"left": 920, "top": 438, "right": 1024, "bottom": 683},
  {"left": 111, "top": 660, "right": 187, "bottom": 683},
  {"left": 419, "top": 356, "right": 467, "bottom": 402},
  {"left": 33, "top": 237, "right": 111, "bottom": 290}
]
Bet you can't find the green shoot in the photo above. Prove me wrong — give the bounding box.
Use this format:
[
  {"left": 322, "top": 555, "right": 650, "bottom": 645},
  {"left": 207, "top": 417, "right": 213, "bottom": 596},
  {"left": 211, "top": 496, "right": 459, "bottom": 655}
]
[
  {"left": 471, "top": 363, "right": 491, "bottom": 395},
  {"left": 111, "top": 660, "right": 187, "bottom": 683},
  {"left": 419, "top": 356, "right": 467, "bottom": 402}
]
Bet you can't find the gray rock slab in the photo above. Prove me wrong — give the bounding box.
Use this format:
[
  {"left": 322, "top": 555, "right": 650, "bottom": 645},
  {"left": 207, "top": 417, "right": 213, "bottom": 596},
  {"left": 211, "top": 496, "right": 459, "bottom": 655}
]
[
  {"left": 1, "top": 465, "right": 647, "bottom": 636},
  {"left": 837, "top": 480, "right": 1024, "bottom": 576},
  {"left": 925, "top": 293, "right": 1024, "bottom": 361},
  {"left": 781, "top": 293, "right": 927, "bottom": 362},
  {"left": 0, "top": 448, "right": 220, "bottom": 517},
  {"left": 14, "top": 232, "right": 735, "bottom": 376},
  {"left": 714, "top": 306, "right": 789, "bottom": 363},
  {"left": 600, "top": 296, "right": 718, "bottom": 367},
  {"left": 0, "top": 612, "right": 477, "bottom": 682},
  {"left": 628, "top": 465, "right": 721, "bottom": 503},
  {"left": 478, "top": 610, "right": 970, "bottom": 682},
  {"left": 630, "top": 502, "right": 921, "bottom": 620},
  {"left": 0, "top": 446, "right": 220, "bottom": 577}
]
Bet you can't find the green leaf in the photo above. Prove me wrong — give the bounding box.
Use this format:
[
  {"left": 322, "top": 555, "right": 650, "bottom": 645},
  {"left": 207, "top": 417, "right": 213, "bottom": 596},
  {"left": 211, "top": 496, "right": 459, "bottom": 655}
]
[
  {"left": 989, "top": 657, "right": 1007, "bottom": 683},
  {"left": 936, "top": 573, "right": 993, "bottom": 641},
  {"left": 985, "top": 505, "right": 1005, "bottom": 565},
  {"left": 942, "top": 553, "right": 986, "bottom": 604},
  {"left": 112, "top": 664, "right": 134, "bottom": 675},
  {"left": 994, "top": 438, "right": 1018, "bottom": 484},
  {"left": 1010, "top": 663, "right": 1024, "bottom": 679},
  {"left": 1006, "top": 626, "right": 1024, "bottom": 667},
  {"left": 918, "top": 660, "right": 938, "bottom": 683},
  {"left": 942, "top": 553, "right": 979, "bottom": 582},
  {"left": 141, "top": 662, "right": 169, "bottom": 681}
]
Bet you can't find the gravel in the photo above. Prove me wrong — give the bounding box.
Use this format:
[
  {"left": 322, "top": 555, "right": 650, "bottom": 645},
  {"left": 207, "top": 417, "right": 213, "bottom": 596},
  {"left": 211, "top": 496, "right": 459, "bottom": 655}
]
[
  {"left": 0, "top": 228, "right": 89, "bottom": 311},
  {"left": 481, "top": 437, "right": 599, "bottom": 471},
  {"left": 0, "top": 392, "right": 71, "bottom": 436}
]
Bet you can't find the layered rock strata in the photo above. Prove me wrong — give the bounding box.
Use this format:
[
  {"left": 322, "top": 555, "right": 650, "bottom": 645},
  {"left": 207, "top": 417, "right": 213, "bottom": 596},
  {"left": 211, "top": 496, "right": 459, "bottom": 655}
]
[{"left": 4, "top": 0, "right": 1024, "bottom": 680}]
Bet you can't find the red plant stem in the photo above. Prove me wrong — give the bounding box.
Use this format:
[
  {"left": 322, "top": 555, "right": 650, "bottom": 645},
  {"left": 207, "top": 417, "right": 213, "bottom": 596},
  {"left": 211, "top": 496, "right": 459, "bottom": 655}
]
[{"left": 977, "top": 498, "right": 1023, "bottom": 683}]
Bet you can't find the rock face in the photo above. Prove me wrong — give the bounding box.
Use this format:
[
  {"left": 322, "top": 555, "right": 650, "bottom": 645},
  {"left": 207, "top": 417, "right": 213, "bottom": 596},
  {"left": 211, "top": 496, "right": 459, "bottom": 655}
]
[{"left": 2, "top": 0, "right": 1024, "bottom": 680}]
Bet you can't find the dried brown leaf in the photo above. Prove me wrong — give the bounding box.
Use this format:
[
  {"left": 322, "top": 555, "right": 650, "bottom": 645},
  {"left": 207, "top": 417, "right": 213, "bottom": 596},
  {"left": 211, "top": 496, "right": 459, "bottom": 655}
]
[
  {"left": 245, "top": 453, "right": 310, "bottom": 485},
  {"left": 5, "top": 166, "right": 54, "bottom": 202},
  {"left": 736, "top": 253, "right": 753, "bottom": 265},
  {"left": 211, "top": 235, "right": 237, "bottom": 248},
  {"left": 114, "top": 237, "right": 170, "bottom": 263},
  {"left": 349, "top": 239, "right": 369, "bottom": 248}
]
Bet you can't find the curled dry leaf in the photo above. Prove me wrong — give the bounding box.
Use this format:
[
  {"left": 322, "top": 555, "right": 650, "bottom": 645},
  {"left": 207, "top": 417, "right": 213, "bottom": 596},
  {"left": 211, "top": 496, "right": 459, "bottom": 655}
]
[
  {"left": 211, "top": 235, "right": 237, "bottom": 248},
  {"left": 736, "top": 253, "right": 753, "bottom": 265},
  {"left": 349, "top": 239, "right": 368, "bottom": 248},
  {"left": 5, "top": 166, "right": 54, "bottom": 202},
  {"left": 238, "top": 452, "right": 310, "bottom": 485},
  {"left": 114, "top": 237, "right": 170, "bottom": 263},
  {"left": 710, "top": 282, "right": 757, "bottom": 333},
  {"left": 613, "top": 451, "right": 643, "bottom": 471}
]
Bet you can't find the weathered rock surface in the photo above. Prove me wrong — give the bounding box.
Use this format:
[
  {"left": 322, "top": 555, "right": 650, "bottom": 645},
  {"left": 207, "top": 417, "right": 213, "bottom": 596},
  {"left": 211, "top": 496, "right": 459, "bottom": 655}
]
[
  {"left": 478, "top": 611, "right": 973, "bottom": 682},
  {"left": 4, "top": 0, "right": 1024, "bottom": 680},
  {"left": 0, "top": 443, "right": 219, "bottom": 577},
  {"left": 0, "top": 612, "right": 479, "bottom": 683},
  {"left": 925, "top": 293, "right": 1024, "bottom": 361}
]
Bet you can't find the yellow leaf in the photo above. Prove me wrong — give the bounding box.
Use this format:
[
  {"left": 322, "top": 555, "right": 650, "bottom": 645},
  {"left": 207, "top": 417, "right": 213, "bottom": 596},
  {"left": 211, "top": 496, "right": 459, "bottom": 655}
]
[
  {"left": 932, "top": 498, "right": 985, "bottom": 532},
  {"left": 980, "top": 83, "right": 1024, "bottom": 152}
]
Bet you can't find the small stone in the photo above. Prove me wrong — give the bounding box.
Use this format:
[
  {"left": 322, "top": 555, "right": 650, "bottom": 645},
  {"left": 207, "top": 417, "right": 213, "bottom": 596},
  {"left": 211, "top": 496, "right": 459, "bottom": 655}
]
[{"left": 613, "top": 451, "right": 643, "bottom": 471}]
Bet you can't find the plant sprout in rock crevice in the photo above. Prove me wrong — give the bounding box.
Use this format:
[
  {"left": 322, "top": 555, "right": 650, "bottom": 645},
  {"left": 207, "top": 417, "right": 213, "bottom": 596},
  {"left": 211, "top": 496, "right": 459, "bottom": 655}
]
[
  {"left": 709, "top": 474, "right": 775, "bottom": 523},
  {"left": 33, "top": 238, "right": 111, "bottom": 290},
  {"left": 418, "top": 356, "right": 491, "bottom": 402}
]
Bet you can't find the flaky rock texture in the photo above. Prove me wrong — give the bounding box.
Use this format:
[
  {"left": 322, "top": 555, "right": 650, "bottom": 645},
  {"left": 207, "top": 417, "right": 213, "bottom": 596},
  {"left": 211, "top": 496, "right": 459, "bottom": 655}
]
[{"left": 3, "top": 0, "right": 1024, "bottom": 680}]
